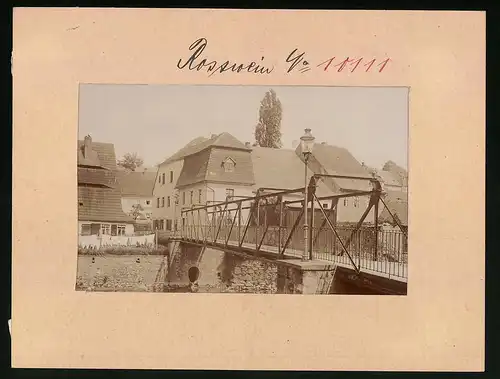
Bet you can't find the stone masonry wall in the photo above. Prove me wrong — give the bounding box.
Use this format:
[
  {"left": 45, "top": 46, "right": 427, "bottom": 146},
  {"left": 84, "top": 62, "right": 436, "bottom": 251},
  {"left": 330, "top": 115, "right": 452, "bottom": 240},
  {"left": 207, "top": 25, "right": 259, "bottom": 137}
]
[
  {"left": 168, "top": 243, "right": 311, "bottom": 294},
  {"left": 76, "top": 255, "right": 167, "bottom": 292},
  {"left": 219, "top": 254, "right": 278, "bottom": 293}
]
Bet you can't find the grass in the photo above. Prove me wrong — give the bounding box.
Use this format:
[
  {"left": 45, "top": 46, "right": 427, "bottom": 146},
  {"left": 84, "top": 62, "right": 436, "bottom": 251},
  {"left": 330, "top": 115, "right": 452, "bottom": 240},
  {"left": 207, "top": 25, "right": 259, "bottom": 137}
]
[{"left": 78, "top": 244, "right": 168, "bottom": 256}]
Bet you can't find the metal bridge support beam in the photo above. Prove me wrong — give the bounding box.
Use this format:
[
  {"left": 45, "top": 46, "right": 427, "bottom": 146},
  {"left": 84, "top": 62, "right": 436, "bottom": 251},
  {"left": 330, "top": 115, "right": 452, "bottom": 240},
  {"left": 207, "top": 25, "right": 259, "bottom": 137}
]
[
  {"left": 214, "top": 203, "right": 228, "bottom": 244},
  {"left": 280, "top": 207, "right": 304, "bottom": 258},
  {"left": 278, "top": 196, "right": 283, "bottom": 253},
  {"left": 225, "top": 206, "right": 239, "bottom": 247},
  {"left": 239, "top": 201, "right": 255, "bottom": 248},
  {"left": 312, "top": 198, "right": 337, "bottom": 248},
  {"left": 313, "top": 193, "right": 360, "bottom": 273},
  {"left": 374, "top": 198, "right": 379, "bottom": 260},
  {"left": 309, "top": 194, "right": 315, "bottom": 260}
]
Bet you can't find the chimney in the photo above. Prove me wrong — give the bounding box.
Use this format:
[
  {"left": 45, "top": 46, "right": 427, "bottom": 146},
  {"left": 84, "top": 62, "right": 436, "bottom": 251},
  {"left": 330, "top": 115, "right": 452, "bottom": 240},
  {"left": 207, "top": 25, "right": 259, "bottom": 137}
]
[
  {"left": 292, "top": 140, "right": 299, "bottom": 149},
  {"left": 321, "top": 141, "right": 327, "bottom": 145},
  {"left": 245, "top": 142, "right": 251, "bottom": 148},
  {"left": 83, "top": 135, "right": 92, "bottom": 158}
]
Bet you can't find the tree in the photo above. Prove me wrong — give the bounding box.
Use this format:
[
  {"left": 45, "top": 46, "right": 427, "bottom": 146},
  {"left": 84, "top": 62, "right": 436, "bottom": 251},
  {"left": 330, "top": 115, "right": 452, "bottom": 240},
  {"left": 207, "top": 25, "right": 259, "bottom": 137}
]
[
  {"left": 129, "top": 203, "right": 144, "bottom": 220},
  {"left": 254, "top": 89, "right": 283, "bottom": 148},
  {"left": 117, "top": 152, "right": 144, "bottom": 171}
]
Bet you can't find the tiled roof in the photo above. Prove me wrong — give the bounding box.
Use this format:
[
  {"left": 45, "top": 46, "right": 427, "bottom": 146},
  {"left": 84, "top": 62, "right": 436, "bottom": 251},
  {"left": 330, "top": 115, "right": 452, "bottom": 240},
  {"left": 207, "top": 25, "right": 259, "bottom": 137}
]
[
  {"left": 377, "top": 170, "right": 402, "bottom": 187},
  {"left": 160, "top": 132, "right": 250, "bottom": 166},
  {"left": 382, "top": 160, "right": 408, "bottom": 186},
  {"left": 379, "top": 190, "right": 408, "bottom": 226},
  {"left": 296, "top": 143, "right": 373, "bottom": 192},
  {"left": 78, "top": 186, "right": 134, "bottom": 223},
  {"left": 175, "top": 149, "right": 211, "bottom": 188},
  {"left": 251, "top": 146, "right": 331, "bottom": 196},
  {"left": 77, "top": 140, "right": 118, "bottom": 171},
  {"left": 116, "top": 171, "right": 156, "bottom": 197},
  {"left": 176, "top": 147, "right": 255, "bottom": 188},
  {"left": 77, "top": 137, "right": 132, "bottom": 223},
  {"left": 78, "top": 167, "right": 117, "bottom": 188}
]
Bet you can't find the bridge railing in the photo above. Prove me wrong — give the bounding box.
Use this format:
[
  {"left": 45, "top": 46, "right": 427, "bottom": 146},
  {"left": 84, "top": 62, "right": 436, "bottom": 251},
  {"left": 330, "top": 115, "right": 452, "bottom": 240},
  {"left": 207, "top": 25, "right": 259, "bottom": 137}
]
[
  {"left": 179, "top": 223, "right": 407, "bottom": 279},
  {"left": 180, "top": 175, "right": 408, "bottom": 279}
]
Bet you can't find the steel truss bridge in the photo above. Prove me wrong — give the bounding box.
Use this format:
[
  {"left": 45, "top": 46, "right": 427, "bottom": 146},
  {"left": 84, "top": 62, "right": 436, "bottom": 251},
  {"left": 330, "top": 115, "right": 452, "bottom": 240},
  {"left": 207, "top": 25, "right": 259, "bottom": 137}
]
[{"left": 177, "top": 174, "right": 408, "bottom": 281}]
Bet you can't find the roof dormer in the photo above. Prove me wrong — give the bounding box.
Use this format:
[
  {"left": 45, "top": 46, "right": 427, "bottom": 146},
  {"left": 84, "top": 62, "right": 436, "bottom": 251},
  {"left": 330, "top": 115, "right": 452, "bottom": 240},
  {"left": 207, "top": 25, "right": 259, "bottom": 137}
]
[{"left": 222, "top": 157, "right": 236, "bottom": 173}]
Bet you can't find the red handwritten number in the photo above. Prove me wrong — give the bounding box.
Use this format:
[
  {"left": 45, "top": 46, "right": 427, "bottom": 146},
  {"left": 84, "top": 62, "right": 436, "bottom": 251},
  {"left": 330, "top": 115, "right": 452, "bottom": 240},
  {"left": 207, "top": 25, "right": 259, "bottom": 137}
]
[
  {"left": 350, "top": 58, "right": 363, "bottom": 73},
  {"left": 317, "top": 56, "right": 390, "bottom": 73},
  {"left": 317, "top": 56, "right": 336, "bottom": 71},
  {"left": 335, "top": 57, "right": 354, "bottom": 72},
  {"left": 364, "top": 59, "right": 376, "bottom": 72},
  {"left": 378, "top": 58, "right": 390, "bottom": 72}
]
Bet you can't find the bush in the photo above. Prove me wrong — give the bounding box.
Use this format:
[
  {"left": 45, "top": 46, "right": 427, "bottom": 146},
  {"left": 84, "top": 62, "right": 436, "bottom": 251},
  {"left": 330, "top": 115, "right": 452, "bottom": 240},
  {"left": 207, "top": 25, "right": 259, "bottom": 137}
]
[{"left": 78, "top": 244, "right": 167, "bottom": 256}]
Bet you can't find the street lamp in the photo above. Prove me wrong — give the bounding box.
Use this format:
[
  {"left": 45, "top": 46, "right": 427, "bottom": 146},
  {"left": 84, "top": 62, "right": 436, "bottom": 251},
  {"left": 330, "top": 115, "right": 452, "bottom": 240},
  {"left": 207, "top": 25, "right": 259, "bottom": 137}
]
[{"left": 300, "top": 128, "right": 315, "bottom": 261}]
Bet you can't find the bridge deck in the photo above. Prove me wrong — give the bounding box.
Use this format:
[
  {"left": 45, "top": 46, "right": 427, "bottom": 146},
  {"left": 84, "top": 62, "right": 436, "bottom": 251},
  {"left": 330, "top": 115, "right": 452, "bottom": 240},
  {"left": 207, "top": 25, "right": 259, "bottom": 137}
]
[{"left": 175, "top": 237, "right": 408, "bottom": 283}]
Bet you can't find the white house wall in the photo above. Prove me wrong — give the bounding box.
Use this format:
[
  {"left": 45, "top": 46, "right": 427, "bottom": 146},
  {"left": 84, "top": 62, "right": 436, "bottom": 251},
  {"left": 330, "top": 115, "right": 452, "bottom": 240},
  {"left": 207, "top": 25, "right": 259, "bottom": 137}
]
[
  {"left": 121, "top": 196, "right": 154, "bottom": 217},
  {"left": 152, "top": 160, "right": 183, "bottom": 229}
]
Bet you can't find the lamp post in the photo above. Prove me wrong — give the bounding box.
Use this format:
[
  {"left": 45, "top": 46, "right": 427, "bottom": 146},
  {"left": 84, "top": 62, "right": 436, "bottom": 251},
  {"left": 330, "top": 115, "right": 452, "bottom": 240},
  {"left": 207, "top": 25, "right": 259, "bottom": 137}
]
[{"left": 300, "top": 128, "right": 315, "bottom": 261}]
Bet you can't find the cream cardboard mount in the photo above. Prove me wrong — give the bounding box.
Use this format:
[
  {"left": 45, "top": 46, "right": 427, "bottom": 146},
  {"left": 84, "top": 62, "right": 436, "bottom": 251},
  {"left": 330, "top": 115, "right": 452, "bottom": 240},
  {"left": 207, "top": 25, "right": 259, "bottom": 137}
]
[{"left": 12, "top": 9, "right": 484, "bottom": 371}]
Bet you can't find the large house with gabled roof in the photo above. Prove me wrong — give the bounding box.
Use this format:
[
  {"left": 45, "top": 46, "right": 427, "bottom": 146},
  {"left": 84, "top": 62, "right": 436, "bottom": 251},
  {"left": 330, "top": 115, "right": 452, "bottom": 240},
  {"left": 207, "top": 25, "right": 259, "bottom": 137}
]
[
  {"left": 152, "top": 133, "right": 256, "bottom": 232},
  {"left": 78, "top": 135, "right": 135, "bottom": 236}
]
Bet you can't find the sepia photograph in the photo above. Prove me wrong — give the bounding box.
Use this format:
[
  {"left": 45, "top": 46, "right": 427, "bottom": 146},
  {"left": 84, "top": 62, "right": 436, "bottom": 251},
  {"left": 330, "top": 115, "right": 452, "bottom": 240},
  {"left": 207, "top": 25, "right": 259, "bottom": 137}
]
[{"left": 76, "top": 84, "right": 408, "bottom": 295}]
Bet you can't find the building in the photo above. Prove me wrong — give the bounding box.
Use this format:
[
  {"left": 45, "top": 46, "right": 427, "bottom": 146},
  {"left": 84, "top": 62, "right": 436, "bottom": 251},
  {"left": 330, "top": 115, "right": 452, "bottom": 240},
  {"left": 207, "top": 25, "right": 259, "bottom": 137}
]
[
  {"left": 152, "top": 133, "right": 255, "bottom": 232},
  {"left": 251, "top": 145, "right": 333, "bottom": 204},
  {"left": 296, "top": 142, "right": 382, "bottom": 224},
  {"left": 77, "top": 135, "right": 135, "bottom": 236},
  {"left": 153, "top": 131, "right": 407, "bottom": 230},
  {"left": 379, "top": 190, "right": 408, "bottom": 227},
  {"left": 362, "top": 163, "right": 407, "bottom": 192},
  {"left": 381, "top": 160, "right": 408, "bottom": 190},
  {"left": 362, "top": 163, "right": 408, "bottom": 228},
  {"left": 116, "top": 169, "right": 156, "bottom": 220}
]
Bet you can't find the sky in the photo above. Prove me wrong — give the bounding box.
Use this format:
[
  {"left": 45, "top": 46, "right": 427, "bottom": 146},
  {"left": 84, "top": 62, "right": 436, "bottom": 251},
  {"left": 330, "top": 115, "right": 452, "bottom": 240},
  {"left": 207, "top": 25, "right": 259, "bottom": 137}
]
[{"left": 78, "top": 84, "right": 408, "bottom": 170}]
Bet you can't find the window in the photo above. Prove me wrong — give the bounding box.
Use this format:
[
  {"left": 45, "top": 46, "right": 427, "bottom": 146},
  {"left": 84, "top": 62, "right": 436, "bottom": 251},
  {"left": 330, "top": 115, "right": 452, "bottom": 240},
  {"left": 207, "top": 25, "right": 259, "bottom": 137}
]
[
  {"left": 100, "top": 223, "right": 111, "bottom": 235},
  {"left": 161, "top": 197, "right": 165, "bottom": 207},
  {"left": 323, "top": 203, "right": 328, "bottom": 209},
  {"left": 81, "top": 224, "right": 91, "bottom": 235},
  {"left": 111, "top": 224, "right": 117, "bottom": 236},
  {"left": 170, "top": 171, "right": 173, "bottom": 183},
  {"left": 343, "top": 198, "right": 348, "bottom": 207},
  {"left": 182, "top": 192, "right": 186, "bottom": 205},
  {"left": 162, "top": 173, "right": 165, "bottom": 185},
  {"left": 353, "top": 197, "right": 359, "bottom": 208},
  {"left": 167, "top": 196, "right": 171, "bottom": 207},
  {"left": 226, "top": 188, "right": 234, "bottom": 200},
  {"left": 166, "top": 219, "right": 172, "bottom": 231},
  {"left": 145, "top": 200, "right": 150, "bottom": 205},
  {"left": 190, "top": 191, "right": 194, "bottom": 204},
  {"left": 198, "top": 189, "right": 202, "bottom": 204},
  {"left": 157, "top": 198, "right": 160, "bottom": 208},
  {"left": 117, "top": 225, "right": 126, "bottom": 235},
  {"left": 158, "top": 175, "right": 161, "bottom": 183},
  {"left": 156, "top": 219, "right": 164, "bottom": 230},
  {"left": 222, "top": 157, "right": 235, "bottom": 172}
]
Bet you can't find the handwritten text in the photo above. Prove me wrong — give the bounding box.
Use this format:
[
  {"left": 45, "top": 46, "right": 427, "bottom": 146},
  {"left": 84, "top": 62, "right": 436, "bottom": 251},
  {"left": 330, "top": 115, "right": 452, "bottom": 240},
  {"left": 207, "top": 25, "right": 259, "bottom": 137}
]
[{"left": 177, "top": 38, "right": 274, "bottom": 77}]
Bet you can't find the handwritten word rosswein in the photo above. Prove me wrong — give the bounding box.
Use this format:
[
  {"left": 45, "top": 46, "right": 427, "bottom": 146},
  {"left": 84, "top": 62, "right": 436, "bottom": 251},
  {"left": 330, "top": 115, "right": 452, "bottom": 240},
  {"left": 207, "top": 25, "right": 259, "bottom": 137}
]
[{"left": 177, "top": 38, "right": 274, "bottom": 77}]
